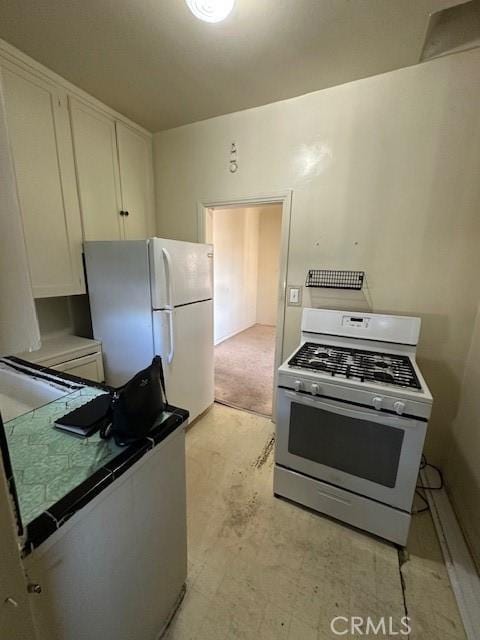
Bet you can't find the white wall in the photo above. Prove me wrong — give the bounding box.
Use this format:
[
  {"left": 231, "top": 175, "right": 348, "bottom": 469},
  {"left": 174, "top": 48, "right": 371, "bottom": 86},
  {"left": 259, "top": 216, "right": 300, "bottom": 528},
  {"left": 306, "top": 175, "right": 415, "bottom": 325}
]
[
  {"left": 446, "top": 303, "right": 480, "bottom": 569},
  {"left": 34, "top": 295, "right": 93, "bottom": 340},
  {"left": 210, "top": 204, "right": 281, "bottom": 341},
  {"left": 256, "top": 205, "right": 282, "bottom": 326},
  {"left": 35, "top": 297, "right": 72, "bottom": 335},
  {"left": 154, "top": 49, "right": 480, "bottom": 562},
  {"left": 211, "top": 207, "right": 259, "bottom": 344},
  {"left": 154, "top": 48, "right": 480, "bottom": 473}
]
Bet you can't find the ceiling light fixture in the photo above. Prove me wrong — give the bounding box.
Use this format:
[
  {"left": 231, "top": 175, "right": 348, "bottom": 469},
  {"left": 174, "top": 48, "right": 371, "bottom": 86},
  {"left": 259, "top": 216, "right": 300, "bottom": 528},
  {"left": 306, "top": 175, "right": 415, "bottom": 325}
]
[{"left": 185, "top": 0, "right": 235, "bottom": 23}]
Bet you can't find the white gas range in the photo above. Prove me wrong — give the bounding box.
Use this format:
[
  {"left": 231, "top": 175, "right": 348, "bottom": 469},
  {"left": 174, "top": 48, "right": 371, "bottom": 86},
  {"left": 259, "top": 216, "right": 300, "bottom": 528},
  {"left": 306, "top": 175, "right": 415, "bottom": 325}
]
[{"left": 274, "top": 308, "right": 432, "bottom": 546}]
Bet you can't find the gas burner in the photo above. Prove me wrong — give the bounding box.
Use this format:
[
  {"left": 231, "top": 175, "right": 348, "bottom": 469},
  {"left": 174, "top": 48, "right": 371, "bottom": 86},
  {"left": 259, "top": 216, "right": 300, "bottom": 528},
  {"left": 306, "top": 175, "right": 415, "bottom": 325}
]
[
  {"left": 288, "top": 342, "right": 421, "bottom": 390},
  {"left": 373, "top": 370, "right": 394, "bottom": 384},
  {"left": 309, "top": 359, "right": 329, "bottom": 370}
]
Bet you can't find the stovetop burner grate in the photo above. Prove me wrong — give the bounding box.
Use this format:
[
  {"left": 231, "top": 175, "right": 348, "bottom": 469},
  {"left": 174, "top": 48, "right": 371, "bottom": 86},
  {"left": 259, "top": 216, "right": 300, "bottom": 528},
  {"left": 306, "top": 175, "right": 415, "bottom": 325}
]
[{"left": 288, "top": 342, "right": 421, "bottom": 390}]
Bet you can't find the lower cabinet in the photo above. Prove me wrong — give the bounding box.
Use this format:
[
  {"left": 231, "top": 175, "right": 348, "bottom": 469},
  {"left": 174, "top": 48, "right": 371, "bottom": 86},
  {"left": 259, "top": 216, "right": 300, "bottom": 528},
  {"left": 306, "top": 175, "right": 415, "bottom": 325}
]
[
  {"left": 17, "top": 335, "right": 104, "bottom": 383},
  {"left": 51, "top": 352, "right": 104, "bottom": 383},
  {"left": 23, "top": 427, "right": 187, "bottom": 640}
]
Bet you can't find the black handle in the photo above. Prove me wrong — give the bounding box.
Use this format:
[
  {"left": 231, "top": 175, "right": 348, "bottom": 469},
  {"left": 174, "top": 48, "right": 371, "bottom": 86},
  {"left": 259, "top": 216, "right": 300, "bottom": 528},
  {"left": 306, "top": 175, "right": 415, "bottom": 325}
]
[{"left": 119, "top": 210, "right": 130, "bottom": 217}]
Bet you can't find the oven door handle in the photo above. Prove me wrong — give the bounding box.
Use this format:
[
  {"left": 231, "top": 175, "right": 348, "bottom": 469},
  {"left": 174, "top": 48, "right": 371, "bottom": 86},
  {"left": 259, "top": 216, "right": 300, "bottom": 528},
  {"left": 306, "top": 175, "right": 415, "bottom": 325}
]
[{"left": 283, "top": 390, "right": 413, "bottom": 427}]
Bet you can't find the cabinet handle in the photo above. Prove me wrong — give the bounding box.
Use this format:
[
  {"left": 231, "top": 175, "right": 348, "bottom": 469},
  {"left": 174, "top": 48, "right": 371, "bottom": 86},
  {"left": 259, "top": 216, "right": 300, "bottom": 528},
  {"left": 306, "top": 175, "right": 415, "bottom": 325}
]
[{"left": 119, "top": 210, "right": 129, "bottom": 217}]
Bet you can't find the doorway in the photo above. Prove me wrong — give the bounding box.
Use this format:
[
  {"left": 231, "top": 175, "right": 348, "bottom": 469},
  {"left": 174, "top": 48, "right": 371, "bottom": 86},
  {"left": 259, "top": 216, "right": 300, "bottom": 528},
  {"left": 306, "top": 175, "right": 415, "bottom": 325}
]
[{"left": 204, "top": 202, "right": 284, "bottom": 416}]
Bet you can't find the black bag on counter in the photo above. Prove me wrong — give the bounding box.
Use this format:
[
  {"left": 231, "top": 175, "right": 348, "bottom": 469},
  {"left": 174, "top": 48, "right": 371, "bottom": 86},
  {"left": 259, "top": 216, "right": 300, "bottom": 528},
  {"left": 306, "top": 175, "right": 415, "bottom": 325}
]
[{"left": 100, "top": 356, "right": 168, "bottom": 446}]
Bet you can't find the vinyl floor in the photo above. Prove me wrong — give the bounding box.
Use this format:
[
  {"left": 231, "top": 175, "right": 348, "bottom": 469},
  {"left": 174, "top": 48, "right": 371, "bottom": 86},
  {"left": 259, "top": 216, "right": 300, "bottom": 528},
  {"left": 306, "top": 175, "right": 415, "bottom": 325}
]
[{"left": 164, "top": 403, "right": 466, "bottom": 640}]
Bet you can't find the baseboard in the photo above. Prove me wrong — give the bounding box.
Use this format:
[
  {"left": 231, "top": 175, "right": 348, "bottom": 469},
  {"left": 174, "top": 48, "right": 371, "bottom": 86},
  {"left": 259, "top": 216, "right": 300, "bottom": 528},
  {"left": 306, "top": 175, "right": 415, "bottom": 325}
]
[
  {"left": 214, "top": 322, "right": 256, "bottom": 346},
  {"left": 157, "top": 583, "right": 186, "bottom": 639},
  {"left": 420, "top": 468, "right": 480, "bottom": 640},
  {"left": 214, "top": 398, "right": 272, "bottom": 419}
]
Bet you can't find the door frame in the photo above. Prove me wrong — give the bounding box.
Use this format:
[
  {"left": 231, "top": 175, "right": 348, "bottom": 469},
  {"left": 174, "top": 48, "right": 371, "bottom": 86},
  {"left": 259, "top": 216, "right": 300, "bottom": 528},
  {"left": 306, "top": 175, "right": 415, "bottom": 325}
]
[{"left": 197, "top": 190, "right": 293, "bottom": 418}]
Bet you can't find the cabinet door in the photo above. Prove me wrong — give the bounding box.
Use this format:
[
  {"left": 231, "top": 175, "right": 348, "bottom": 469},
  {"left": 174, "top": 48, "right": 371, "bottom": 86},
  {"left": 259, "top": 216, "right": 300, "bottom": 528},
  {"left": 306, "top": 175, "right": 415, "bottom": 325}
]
[
  {"left": 69, "top": 99, "right": 123, "bottom": 241},
  {"left": 116, "top": 122, "right": 155, "bottom": 240},
  {"left": 1, "top": 63, "right": 85, "bottom": 297},
  {"left": 0, "top": 455, "right": 39, "bottom": 640}
]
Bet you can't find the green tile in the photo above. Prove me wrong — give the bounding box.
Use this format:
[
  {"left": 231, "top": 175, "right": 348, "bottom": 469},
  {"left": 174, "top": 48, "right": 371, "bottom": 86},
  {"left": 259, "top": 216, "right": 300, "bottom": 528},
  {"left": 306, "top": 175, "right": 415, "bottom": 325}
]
[
  {"left": 18, "top": 483, "right": 47, "bottom": 524},
  {"left": 23, "top": 456, "right": 69, "bottom": 484},
  {"left": 7, "top": 412, "right": 39, "bottom": 428},
  {"left": 3, "top": 383, "right": 114, "bottom": 525},
  {"left": 28, "top": 428, "right": 66, "bottom": 446},
  {"left": 45, "top": 466, "right": 92, "bottom": 503},
  {"left": 47, "top": 435, "right": 84, "bottom": 456},
  {"left": 10, "top": 444, "right": 49, "bottom": 471},
  {"left": 8, "top": 434, "right": 29, "bottom": 449},
  {"left": 14, "top": 469, "right": 24, "bottom": 484},
  {"left": 69, "top": 442, "right": 114, "bottom": 468},
  {"left": 11, "top": 416, "right": 47, "bottom": 437}
]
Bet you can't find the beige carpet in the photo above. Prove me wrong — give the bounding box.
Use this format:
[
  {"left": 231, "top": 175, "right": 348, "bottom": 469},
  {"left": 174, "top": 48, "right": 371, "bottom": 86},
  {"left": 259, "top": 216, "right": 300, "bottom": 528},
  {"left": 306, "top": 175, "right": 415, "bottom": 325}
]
[{"left": 215, "top": 324, "right": 276, "bottom": 416}]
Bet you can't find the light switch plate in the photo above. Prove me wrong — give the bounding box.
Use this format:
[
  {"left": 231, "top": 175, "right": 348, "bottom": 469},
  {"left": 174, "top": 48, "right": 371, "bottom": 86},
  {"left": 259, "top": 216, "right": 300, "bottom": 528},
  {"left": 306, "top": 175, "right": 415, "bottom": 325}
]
[{"left": 287, "top": 285, "right": 302, "bottom": 306}]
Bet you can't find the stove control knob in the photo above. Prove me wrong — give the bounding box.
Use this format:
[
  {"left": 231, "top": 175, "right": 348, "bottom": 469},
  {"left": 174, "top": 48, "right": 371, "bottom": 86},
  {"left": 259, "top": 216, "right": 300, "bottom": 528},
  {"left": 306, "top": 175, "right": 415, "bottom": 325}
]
[
  {"left": 293, "top": 380, "right": 303, "bottom": 392},
  {"left": 372, "top": 396, "right": 383, "bottom": 410},
  {"left": 311, "top": 383, "right": 320, "bottom": 395},
  {"left": 393, "top": 401, "right": 406, "bottom": 415}
]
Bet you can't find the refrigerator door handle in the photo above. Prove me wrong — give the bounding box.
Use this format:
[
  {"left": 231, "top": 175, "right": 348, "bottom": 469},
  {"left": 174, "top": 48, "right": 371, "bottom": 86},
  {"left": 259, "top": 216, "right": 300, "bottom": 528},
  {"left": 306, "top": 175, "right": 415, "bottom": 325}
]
[
  {"left": 162, "top": 247, "right": 175, "bottom": 310},
  {"left": 166, "top": 308, "right": 175, "bottom": 364},
  {"left": 161, "top": 248, "right": 175, "bottom": 363}
]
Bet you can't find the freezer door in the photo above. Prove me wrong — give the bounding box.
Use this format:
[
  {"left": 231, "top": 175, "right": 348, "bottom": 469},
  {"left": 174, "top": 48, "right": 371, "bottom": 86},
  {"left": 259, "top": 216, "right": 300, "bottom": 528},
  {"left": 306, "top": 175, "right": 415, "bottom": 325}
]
[
  {"left": 153, "top": 300, "right": 214, "bottom": 422},
  {"left": 84, "top": 240, "right": 154, "bottom": 387},
  {"left": 149, "top": 238, "right": 213, "bottom": 309}
]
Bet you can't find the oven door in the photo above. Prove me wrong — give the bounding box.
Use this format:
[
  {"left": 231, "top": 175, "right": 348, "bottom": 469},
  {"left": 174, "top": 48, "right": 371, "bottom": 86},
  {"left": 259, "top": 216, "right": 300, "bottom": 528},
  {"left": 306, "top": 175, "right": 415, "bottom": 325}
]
[{"left": 276, "top": 388, "right": 427, "bottom": 512}]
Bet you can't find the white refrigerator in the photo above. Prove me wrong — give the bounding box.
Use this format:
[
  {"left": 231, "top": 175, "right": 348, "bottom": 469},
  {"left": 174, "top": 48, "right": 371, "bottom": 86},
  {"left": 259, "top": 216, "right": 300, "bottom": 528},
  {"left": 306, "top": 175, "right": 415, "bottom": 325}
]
[{"left": 84, "top": 238, "right": 214, "bottom": 422}]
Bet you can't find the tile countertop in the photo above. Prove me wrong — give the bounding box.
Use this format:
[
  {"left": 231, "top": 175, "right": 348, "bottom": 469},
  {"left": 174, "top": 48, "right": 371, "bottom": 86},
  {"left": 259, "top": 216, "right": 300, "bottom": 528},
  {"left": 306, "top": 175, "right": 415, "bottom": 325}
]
[{"left": 1, "top": 357, "right": 188, "bottom": 554}]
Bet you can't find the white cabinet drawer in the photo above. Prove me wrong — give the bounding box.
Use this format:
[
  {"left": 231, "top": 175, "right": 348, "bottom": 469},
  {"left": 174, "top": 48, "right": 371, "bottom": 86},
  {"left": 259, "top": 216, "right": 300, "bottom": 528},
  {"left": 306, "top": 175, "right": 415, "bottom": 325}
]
[
  {"left": 274, "top": 465, "right": 411, "bottom": 545},
  {"left": 51, "top": 352, "right": 104, "bottom": 383}
]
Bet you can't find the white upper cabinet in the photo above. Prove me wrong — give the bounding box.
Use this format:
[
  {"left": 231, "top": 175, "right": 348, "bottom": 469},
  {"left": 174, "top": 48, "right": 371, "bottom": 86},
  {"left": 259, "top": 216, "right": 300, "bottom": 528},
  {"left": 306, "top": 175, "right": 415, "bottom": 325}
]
[
  {"left": 1, "top": 62, "right": 85, "bottom": 298},
  {"left": 70, "top": 101, "right": 154, "bottom": 242},
  {"left": 0, "top": 40, "right": 155, "bottom": 297},
  {"left": 116, "top": 121, "right": 155, "bottom": 240},
  {"left": 69, "top": 98, "right": 124, "bottom": 241}
]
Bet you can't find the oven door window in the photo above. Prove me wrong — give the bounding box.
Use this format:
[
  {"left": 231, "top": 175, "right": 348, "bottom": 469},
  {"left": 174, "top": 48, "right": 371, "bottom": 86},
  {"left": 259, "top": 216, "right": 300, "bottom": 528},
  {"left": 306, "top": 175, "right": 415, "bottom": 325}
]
[{"left": 288, "top": 402, "right": 405, "bottom": 488}]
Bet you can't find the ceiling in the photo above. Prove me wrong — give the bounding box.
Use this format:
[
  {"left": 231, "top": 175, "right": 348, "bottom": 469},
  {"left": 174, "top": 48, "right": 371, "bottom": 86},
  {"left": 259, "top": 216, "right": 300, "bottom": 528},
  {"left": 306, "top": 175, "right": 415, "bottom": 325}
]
[{"left": 0, "top": 0, "right": 465, "bottom": 131}]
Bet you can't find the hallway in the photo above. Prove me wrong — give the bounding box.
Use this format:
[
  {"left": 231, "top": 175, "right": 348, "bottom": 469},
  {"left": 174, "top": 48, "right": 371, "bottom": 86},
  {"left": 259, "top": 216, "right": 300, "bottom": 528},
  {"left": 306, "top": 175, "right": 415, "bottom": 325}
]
[{"left": 215, "top": 324, "right": 276, "bottom": 416}]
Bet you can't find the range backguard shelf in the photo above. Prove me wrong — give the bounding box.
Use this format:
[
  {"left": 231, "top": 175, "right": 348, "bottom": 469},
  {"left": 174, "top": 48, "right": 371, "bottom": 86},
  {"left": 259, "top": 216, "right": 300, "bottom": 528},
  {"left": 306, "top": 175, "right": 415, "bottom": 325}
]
[{"left": 305, "top": 270, "right": 365, "bottom": 290}]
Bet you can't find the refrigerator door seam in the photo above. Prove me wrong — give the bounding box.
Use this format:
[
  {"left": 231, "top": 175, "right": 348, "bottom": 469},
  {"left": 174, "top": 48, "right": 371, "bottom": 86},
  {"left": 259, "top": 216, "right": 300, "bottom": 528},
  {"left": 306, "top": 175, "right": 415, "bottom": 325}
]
[{"left": 152, "top": 299, "right": 213, "bottom": 311}]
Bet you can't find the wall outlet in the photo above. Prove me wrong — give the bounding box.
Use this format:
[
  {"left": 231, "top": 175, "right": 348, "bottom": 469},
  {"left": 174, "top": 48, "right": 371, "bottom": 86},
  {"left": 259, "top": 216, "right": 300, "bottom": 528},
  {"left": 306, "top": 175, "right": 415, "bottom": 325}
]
[{"left": 288, "top": 286, "right": 302, "bottom": 306}]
